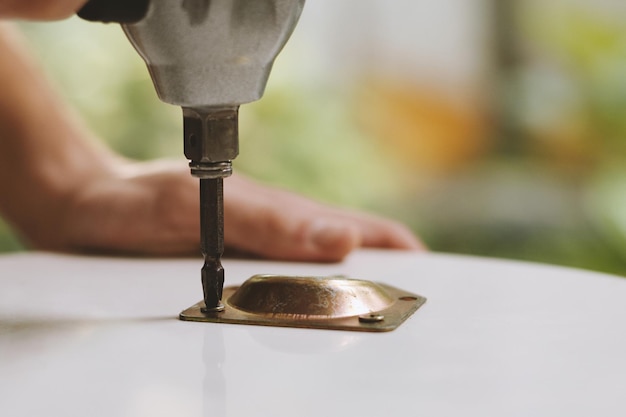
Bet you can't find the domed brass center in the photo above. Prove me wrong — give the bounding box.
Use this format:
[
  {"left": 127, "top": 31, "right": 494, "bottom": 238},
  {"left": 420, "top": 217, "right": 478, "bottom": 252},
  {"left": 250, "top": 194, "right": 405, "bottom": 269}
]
[{"left": 227, "top": 275, "right": 394, "bottom": 319}]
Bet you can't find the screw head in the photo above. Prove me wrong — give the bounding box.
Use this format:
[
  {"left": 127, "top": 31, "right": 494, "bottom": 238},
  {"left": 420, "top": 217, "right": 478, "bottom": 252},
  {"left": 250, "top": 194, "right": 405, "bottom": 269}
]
[
  {"left": 359, "top": 313, "right": 385, "bottom": 323},
  {"left": 202, "top": 303, "right": 225, "bottom": 314}
]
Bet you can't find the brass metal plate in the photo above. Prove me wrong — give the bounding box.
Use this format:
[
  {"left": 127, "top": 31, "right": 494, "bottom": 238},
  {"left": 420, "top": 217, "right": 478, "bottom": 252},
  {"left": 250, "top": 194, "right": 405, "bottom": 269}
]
[{"left": 179, "top": 275, "right": 426, "bottom": 332}]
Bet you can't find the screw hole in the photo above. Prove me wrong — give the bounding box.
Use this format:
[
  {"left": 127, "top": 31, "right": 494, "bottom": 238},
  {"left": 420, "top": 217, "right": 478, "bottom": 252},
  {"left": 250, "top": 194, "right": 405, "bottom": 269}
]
[{"left": 399, "top": 296, "right": 418, "bottom": 301}]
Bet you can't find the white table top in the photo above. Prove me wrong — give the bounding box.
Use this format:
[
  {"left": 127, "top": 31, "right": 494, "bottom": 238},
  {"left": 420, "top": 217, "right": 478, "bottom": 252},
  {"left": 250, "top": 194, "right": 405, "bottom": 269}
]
[{"left": 1, "top": 249, "right": 625, "bottom": 417}]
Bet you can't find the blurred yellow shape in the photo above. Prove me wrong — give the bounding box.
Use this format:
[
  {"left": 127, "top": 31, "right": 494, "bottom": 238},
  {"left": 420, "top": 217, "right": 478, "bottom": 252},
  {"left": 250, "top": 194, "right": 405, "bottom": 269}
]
[{"left": 354, "top": 77, "right": 491, "bottom": 175}]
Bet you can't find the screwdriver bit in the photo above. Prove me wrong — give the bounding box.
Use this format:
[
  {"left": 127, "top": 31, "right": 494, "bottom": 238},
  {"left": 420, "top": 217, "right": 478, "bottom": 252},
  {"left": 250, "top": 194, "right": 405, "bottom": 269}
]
[{"left": 200, "top": 177, "right": 225, "bottom": 312}]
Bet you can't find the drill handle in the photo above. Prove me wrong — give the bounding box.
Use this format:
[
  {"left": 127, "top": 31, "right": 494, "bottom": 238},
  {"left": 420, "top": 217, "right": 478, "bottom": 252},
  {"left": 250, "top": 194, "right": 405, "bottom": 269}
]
[{"left": 77, "top": 0, "right": 151, "bottom": 24}]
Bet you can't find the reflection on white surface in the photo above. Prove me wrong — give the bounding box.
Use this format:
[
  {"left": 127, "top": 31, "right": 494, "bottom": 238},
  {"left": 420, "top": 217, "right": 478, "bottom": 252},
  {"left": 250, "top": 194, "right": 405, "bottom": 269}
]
[
  {"left": 1, "top": 250, "right": 626, "bottom": 416},
  {"left": 204, "top": 328, "right": 226, "bottom": 417},
  {"left": 245, "top": 326, "right": 364, "bottom": 355}
]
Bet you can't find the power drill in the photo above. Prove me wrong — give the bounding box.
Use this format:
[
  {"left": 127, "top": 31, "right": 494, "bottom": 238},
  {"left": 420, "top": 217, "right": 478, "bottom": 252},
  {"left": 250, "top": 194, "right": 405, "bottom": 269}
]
[{"left": 78, "top": 0, "right": 305, "bottom": 312}]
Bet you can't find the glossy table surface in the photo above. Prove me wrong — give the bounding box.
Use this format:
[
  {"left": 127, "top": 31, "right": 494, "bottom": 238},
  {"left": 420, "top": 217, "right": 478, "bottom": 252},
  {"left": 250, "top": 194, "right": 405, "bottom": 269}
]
[{"left": 1, "top": 249, "right": 626, "bottom": 417}]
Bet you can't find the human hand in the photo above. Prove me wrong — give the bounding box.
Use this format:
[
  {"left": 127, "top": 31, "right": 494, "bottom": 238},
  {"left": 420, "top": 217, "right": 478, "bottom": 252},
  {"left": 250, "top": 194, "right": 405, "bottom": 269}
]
[
  {"left": 57, "top": 160, "right": 424, "bottom": 261},
  {"left": 0, "top": 22, "right": 423, "bottom": 262},
  {"left": 0, "top": 0, "right": 87, "bottom": 20}
]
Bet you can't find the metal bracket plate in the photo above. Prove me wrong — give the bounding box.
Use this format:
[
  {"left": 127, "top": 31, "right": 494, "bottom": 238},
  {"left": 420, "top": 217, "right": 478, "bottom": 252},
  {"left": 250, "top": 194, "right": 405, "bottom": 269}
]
[{"left": 180, "top": 276, "right": 426, "bottom": 332}]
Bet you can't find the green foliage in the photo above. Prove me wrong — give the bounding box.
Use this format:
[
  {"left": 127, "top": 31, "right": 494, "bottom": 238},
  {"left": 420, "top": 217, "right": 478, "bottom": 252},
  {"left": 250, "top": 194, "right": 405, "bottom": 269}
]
[
  {"left": 0, "top": 219, "right": 23, "bottom": 253},
  {"left": 238, "top": 84, "right": 405, "bottom": 207},
  {"left": 20, "top": 18, "right": 182, "bottom": 160},
  {"left": 520, "top": 2, "right": 626, "bottom": 155}
]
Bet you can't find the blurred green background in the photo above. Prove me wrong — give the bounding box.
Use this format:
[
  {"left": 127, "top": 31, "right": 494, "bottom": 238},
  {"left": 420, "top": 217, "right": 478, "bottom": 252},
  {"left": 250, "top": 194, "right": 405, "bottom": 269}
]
[{"left": 2, "top": 0, "right": 626, "bottom": 276}]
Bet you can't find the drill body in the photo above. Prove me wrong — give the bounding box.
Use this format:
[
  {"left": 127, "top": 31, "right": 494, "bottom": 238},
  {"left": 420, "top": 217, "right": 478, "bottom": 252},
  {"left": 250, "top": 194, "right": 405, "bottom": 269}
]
[{"left": 79, "top": 0, "right": 305, "bottom": 310}]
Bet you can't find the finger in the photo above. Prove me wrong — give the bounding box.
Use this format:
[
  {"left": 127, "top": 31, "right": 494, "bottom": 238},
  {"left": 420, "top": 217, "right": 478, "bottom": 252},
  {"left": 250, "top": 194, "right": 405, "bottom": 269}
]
[
  {"left": 0, "top": 1, "right": 87, "bottom": 20},
  {"left": 223, "top": 175, "right": 423, "bottom": 262},
  {"left": 224, "top": 196, "right": 362, "bottom": 262},
  {"left": 330, "top": 209, "right": 426, "bottom": 250}
]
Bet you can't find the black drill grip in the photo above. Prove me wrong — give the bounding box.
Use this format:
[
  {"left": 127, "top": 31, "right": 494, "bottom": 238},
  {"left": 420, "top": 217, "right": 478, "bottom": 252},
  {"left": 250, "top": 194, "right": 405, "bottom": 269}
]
[{"left": 77, "top": 0, "right": 151, "bottom": 24}]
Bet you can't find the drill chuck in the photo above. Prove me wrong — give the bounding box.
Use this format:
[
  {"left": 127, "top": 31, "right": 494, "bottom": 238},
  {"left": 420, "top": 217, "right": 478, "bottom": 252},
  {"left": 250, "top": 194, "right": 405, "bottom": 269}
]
[{"left": 184, "top": 107, "right": 239, "bottom": 170}]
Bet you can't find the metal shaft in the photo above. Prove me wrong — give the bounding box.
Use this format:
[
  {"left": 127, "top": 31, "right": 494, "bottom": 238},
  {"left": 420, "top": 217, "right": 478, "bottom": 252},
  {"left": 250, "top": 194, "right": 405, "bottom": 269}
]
[
  {"left": 184, "top": 107, "right": 237, "bottom": 314},
  {"left": 200, "top": 177, "right": 225, "bottom": 312}
]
